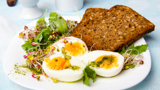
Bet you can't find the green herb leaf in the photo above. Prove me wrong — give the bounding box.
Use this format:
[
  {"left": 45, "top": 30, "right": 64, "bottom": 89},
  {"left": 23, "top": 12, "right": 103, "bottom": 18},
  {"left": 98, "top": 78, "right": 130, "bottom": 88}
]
[
  {"left": 34, "top": 28, "right": 50, "bottom": 43},
  {"left": 120, "top": 44, "right": 148, "bottom": 55},
  {"left": 83, "top": 71, "right": 89, "bottom": 85},
  {"left": 36, "top": 9, "right": 47, "bottom": 27},
  {"left": 21, "top": 41, "right": 37, "bottom": 53},
  {"left": 127, "top": 44, "right": 148, "bottom": 55},
  {"left": 120, "top": 47, "right": 126, "bottom": 55},
  {"left": 41, "top": 29, "right": 51, "bottom": 42},
  {"left": 49, "top": 12, "right": 68, "bottom": 34},
  {"left": 83, "top": 66, "right": 96, "bottom": 86},
  {"left": 34, "top": 30, "right": 43, "bottom": 42}
]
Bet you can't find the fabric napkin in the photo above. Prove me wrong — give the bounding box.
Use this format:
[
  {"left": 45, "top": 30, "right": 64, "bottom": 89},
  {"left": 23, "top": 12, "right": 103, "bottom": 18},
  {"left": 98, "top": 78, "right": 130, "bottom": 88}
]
[
  {"left": 0, "top": 15, "right": 21, "bottom": 61},
  {"left": 0, "top": 15, "right": 27, "bottom": 90}
]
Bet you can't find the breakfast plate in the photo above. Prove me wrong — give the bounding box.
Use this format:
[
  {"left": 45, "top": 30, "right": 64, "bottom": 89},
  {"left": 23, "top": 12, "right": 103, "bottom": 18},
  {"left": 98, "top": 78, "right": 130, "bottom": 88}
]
[{"left": 3, "top": 16, "right": 151, "bottom": 90}]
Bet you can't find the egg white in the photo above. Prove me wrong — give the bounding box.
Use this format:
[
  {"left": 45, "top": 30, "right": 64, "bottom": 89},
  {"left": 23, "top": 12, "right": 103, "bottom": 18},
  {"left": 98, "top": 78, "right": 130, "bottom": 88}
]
[
  {"left": 82, "top": 50, "right": 124, "bottom": 77},
  {"left": 51, "top": 36, "right": 88, "bottom": 60},
  {"left": 42, "top": 54, "right": 86, "bottom": 82}
]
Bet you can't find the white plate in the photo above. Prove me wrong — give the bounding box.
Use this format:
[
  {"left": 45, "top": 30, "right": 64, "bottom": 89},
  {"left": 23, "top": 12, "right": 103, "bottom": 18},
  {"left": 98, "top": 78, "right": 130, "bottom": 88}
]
[{"left": 3, "top": 16, "right": 151, "bottom": 90}]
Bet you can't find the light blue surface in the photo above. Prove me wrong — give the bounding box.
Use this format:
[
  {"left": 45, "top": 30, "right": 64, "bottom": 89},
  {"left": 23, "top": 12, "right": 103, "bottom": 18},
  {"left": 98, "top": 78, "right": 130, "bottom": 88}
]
[{"left": 0, "top": 0, "right": 160, "bottom": 90}]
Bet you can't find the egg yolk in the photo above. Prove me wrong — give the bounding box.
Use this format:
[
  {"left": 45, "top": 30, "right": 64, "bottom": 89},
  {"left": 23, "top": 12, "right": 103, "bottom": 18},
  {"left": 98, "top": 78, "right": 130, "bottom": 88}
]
[
  {"left": 45, "top": 57, "right": 71, "bottom": 70},
  {"left": 64, "top": 42, "right": 86, "bottom": 56},
  {"left": 95, "top": 55, "right": 119, "bottom": 69}
]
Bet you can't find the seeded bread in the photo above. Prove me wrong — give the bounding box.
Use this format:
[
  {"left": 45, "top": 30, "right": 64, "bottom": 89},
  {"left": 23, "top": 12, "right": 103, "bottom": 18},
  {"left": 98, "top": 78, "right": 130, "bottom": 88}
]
[
  {"left": 70, "top": 5, "right": 155, "bottom": 51},
  {"left": 80, "top": 8, "right": 108, "bottom": 24}
]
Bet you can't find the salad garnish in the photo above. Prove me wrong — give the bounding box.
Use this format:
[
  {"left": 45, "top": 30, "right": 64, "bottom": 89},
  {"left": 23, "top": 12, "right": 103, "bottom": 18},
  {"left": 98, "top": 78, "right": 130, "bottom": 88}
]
[
  {"left": 83, "top": 66, "right": 96, "bottom": 85},
  {"left": 49, "top": 12, "right": 68, "bottom": 34},
  {"left": 120, "top": 44, "right": 148, "bottom": 70},
  {"left": 19, "top": 11, "right": 78, "bottom": 74}
]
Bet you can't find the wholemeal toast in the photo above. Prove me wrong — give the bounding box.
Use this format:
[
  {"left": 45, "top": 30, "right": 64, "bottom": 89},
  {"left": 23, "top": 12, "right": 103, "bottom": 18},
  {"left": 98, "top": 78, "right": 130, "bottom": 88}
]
[
  {"left": 70, "top": 5, "right": 155, "bottom": 51},
  {"left": 79, "top": 8, "right": 108, "bottom": 24}
]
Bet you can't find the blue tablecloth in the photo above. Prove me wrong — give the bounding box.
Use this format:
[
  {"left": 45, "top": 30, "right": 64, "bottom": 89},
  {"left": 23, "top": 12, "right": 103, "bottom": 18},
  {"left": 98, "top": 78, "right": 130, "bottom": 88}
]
[{"left": 0, "top": 0, "right": 160, "bottom": 90}]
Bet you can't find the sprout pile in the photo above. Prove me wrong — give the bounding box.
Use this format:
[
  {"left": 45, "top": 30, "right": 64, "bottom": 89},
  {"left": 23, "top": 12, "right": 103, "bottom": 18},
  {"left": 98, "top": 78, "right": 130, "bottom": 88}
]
[{"left": 19, "top": 11, "right": 78, "bottom": 74}]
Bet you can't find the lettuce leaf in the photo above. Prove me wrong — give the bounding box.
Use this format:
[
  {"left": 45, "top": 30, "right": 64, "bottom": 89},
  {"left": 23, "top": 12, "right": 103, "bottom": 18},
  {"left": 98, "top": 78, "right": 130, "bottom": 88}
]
[
  {"left": 83, "top": 66, "right": 96, "bottom": 86},
  {"left": 49, "top": 12, "right": 68, "bottom": 34}
]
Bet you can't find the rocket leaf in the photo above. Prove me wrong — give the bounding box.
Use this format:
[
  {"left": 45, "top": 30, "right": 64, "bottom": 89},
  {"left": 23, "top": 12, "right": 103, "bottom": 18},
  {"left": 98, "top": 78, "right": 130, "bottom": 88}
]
[
  {"left": 120, "top": 44, "right": 148, "bottom": 55},
  {"left": 83, "top": 66, "right": 96, "bottom": 86},
  {"left": 49, "top": 12, "right": 68, "bottom": 34}
]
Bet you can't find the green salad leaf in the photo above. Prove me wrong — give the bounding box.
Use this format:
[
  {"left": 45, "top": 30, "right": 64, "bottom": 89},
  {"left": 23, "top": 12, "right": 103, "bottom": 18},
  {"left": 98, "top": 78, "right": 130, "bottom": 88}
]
[
  {"left": 128, "top": 44, "right": 148, "bottom": 54},
  {"left": 119, "top": 47, "right": 126, "bottom": 55},
  {"left": 33, "top": 28, "right": 54, "bottom": 49},
  {"left": 83, "top": 71, "right": 89, "bottom": 85},
  {"left": 34, "top": 32, "right": 43, "bottom": 43},
  {"left": 49, "top": 12, "right": 68, "bottom": 34},
  {"left": 34, "top": 28, "right": 50, "bottom": 43},
  {"left": 36, "top": 9, "right": 47, "bottom": 27},
  {"left": 21, "top": 41, "right": 37, "bottom": 53},
  {"left": 83, "top": 66, "right": 96, "bottom": 86},
  {"left": 120, "top": 44, "right": 148, "bottom": 55}
]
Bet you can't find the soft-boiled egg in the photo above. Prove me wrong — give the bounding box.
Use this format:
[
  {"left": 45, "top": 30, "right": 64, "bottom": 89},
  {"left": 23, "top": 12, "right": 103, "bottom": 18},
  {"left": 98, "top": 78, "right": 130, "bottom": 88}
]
[
  {"left": 42, "top": 54, "right": 86, "bottom": 82},
  {"left": 50, "top": 36, "right": 88, "bottom": 60},
  {"left": 82, "top": 50, "right": 124, "bottom": 77}
]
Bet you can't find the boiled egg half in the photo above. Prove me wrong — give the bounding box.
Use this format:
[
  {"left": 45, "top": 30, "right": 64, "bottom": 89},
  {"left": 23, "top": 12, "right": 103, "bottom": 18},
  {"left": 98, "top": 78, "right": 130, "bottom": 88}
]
[
  {"left": 42, "top": 54, "right": 86, "bottom": 82},
  {"left": 50, "top": 36, "right": 88, "bottom": 60},
  {"left": 83, "top": 50, "right": 124, "bottom": 77}
]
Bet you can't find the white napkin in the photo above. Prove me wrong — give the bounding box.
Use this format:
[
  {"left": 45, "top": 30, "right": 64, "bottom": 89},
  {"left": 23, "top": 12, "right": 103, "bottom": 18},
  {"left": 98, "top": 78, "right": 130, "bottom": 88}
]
[
  {"left": 0, "top": 15, "right": 21, "bottom": 62},
  {"left": 0, "top": 15, "right": 29, "bottom": 90}
]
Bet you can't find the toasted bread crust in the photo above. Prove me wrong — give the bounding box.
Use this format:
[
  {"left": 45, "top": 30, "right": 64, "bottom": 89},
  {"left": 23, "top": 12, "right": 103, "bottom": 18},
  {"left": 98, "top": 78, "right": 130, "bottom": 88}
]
[
  {"left": 70, "top": 5, "right": 155, "bottom": 51},
  {"left": 80, "top": 8, "right": 108, "bottom": 24}
]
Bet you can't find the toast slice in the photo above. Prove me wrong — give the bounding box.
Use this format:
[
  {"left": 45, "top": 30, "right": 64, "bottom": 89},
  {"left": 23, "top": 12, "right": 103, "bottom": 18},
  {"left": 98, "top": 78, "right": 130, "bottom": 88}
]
[
  {"left": 80, "top": 8, "right": 108, "bottom": 24},
  {"left": 70, "top": 5, "right": 155, "bottom": 51}
]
